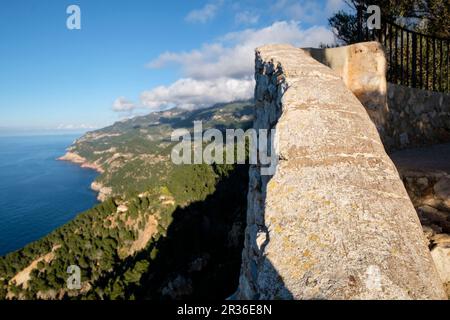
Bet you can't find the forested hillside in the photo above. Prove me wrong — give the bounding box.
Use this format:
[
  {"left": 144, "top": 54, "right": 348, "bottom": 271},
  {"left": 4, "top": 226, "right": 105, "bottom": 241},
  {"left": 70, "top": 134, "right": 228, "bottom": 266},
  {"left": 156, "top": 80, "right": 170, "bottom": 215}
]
[{"left": 0, "top": 101, "right": 253, "bottom": 300}]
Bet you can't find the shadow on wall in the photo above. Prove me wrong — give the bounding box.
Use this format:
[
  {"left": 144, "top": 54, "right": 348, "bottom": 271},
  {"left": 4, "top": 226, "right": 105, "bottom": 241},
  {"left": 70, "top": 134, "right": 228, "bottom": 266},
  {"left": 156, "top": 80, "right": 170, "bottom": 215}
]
[
  {"left": 233, "top": 43, "right": 447, "bottom": 300},
  {"left": 384, "top": 84, "right": 450, "bottom": 151},
  {"left": 346, "top": 85, "right": 450, "bottom": 152},
  {"left": 232, "top": 166, "right": 294, "bottom": 300},
  {"left": 304, "top": 42, "right": 450, "bottom": 152},
  {"left": 303, "top": 42, "right": 390, "bottom": 132},
  {"left": 339, "top": 85, "right": 450, "bottom": 153}
]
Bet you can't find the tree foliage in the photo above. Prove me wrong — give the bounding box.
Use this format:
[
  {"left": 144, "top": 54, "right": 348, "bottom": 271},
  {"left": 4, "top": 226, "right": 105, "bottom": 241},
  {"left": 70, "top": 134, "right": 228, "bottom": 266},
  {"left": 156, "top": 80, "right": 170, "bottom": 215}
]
[{"left": 329, "top": 0, "right": 450, "bottom": 44}]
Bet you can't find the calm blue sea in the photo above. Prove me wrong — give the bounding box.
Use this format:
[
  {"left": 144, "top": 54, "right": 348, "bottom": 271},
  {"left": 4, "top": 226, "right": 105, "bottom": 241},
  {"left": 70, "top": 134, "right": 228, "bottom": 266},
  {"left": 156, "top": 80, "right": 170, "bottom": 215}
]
[{"left": 0, "top": 135, "right": 99, "bottom": 256}]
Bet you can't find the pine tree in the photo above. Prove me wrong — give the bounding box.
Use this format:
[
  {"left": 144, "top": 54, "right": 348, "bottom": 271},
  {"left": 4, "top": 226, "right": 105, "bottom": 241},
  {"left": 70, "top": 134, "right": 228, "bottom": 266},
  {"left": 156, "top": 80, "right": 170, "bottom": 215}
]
[{"left": 329, "top": 0, "right": 450, "bottom": 44}]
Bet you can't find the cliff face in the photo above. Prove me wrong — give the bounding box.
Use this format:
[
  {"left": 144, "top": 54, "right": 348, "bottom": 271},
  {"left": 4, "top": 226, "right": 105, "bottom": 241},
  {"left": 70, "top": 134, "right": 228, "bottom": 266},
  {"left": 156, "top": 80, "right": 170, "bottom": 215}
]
[{"left": 236, "top": 44, "right": 446, "bottom": 299}]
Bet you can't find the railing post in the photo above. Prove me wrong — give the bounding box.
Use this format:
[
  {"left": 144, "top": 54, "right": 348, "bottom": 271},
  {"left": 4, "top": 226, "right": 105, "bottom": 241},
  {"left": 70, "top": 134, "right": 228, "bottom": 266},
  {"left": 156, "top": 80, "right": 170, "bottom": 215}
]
[
  {"left": 389, "top": 23, "right": 393, "bottom": 83},
  {"left": 419, "top": 34, "right": 423, "bottom": 89},
  {"left": 379, "top": 20, "right": 449, "bottom": 93},
  {"left": 440, "top": 40, "right": 443, "bottom": 92},
  {"left": 357, "top": 4, "right": 363, "bottom": 42},
  {"left": 395, "top": 26, "right": 399, "bottom": 84},
  {"left": 412, "top": 33, "right": 417, "bottom": 88},
  {"left": 400, "top": 29, "right": 404, "bottom": 85},
  {"left": 406, "top": 31, "right": 410, "bottom": 86},
  {"left": 426, "top": 37, "right": 429, "bottom": 90},
  {"left": 433, "top": 38, "right": 437, "bottom": 91},
  {"left": 447, "top": 40, "right": 450, "bottom": 92}
]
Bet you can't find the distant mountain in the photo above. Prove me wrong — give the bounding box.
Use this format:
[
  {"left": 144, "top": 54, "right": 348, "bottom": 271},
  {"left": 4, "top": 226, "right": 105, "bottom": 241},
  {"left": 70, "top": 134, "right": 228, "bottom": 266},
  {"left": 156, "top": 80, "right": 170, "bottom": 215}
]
[
  {"left": 61, "top": 101, "right": 254, "bottom": 200},
  {"left": 0, "top": 101, "right": 254, "bottom": 300}
]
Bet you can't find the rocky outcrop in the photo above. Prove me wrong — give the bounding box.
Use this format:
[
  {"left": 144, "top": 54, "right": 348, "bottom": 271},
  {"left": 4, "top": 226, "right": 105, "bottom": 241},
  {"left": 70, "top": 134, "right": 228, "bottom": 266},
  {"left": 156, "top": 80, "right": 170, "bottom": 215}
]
[
  {"left": 403, "top": 172, "right": 450, "bottom": 298},
  {"left": 236, "top": 44, "right": 446, "bottom": 300},
  {"left": 58, "top": 152, "right": 104, "bottom": 174},
  {"left": 431, "top": 247, "right": 450, "bottom": 296},
  {"left": 391, "top": 146, "right": 450, "bottom": 298},
  {"left": 59, "top": 151, "right": 107, "bottom": 201},
  {"left": 58, "top": 151, "right": 86, "bottom": 164},
  {"left": 91, "top": 181, "right": 112, "bottom": 202}
]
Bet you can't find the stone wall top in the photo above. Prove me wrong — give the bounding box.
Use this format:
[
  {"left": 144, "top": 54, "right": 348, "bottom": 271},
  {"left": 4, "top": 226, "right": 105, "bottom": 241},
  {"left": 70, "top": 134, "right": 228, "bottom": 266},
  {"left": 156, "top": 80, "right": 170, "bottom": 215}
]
[
  {"left": 304, "top": 42, "right": 450, "bottom": 151},
  {"left": 304, "top": 42, "right": 388, "bottom": 131}
]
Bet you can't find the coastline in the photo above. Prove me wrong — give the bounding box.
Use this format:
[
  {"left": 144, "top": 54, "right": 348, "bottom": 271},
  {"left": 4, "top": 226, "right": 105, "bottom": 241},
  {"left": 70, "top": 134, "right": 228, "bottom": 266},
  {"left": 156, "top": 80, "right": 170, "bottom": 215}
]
[
  {"left": 57, "top": 152, "right": 104, "bottom": 174},
  {"left": 58, "top": 151, "right": 111, "bottom": 202},
  {"left": 0, "top": 136, "right": 101, "bottom": 257}
]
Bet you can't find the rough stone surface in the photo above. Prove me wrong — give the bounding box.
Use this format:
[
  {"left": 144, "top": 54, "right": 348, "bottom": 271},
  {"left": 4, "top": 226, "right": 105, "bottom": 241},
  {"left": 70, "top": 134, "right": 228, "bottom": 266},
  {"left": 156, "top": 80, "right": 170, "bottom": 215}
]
[
  {"left": 392, "top": 146, "right": 450, "bottom": 297},
  {"left": 305, "top": 42, "right": 389, "bottom": 132},
  {"left": 435, "top": 177, "right": 450, "bottom": 203},
  {"left": 305, "top": 42, "right": 450, "bottom": 152},
  {"left": 431, "top": 247, "right": 450, "bottom": 296},
  {"left": 385, "top": 85, "right": 450, "bottom": 150},
  {"left": 236, "top": 44, "right": 446, "bottom": 300}
]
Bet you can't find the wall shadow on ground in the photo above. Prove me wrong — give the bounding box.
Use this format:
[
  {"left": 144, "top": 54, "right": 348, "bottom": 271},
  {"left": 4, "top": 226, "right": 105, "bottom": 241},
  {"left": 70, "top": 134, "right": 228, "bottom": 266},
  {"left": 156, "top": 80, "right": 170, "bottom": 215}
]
[{"left": 135, "top": 164, "right": 250, "bottom": 300}]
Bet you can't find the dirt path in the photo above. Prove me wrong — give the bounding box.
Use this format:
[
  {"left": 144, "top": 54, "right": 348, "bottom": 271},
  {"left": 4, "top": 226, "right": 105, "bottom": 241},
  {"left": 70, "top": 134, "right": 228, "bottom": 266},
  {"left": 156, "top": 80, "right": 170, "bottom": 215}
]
[
  {"left": 129, "top": 216, "right": 158, "bottom": 255},
  {"left": 390, "top": 143, "right": 450, "bottom": 173},
  {"left": 9, "top": 245, "right": 61, "bottom": 289}
]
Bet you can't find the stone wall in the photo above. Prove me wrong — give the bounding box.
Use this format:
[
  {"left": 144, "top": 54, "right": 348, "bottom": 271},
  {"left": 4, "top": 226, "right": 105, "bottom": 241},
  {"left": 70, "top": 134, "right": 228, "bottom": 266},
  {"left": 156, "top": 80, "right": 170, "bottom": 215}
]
[
  {"left": 390, "top": 145, "right": 450, "bottom": 297},
  {"left": 399, "top": 168, "right": 450, "bottom": 297},
  {"left": 235, "top": 44, "right": 446, "bottom": 300},
  {"left": 305, "top": 42, "right": 450, "bottom": 151},
  {"left": 384, "top": 84, "right": 450, "bottom": 150},
  {"left": 304, "top": 42, "right": 389, "bottom": 132}
]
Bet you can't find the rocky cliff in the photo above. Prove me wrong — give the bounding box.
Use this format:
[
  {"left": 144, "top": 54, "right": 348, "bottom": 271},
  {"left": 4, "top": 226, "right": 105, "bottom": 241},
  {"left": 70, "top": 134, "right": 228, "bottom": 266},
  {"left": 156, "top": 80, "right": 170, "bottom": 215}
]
[{"left": 236, "top": 44, "right": 446, "bottom": 300}]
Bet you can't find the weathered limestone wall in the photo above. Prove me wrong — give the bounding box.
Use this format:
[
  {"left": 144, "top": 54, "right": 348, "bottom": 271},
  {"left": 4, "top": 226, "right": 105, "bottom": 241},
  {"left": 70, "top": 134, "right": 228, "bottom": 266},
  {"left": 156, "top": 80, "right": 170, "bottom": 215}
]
[
  {"left": 304, "top": 42, "right": 389, "bottom": 132},
  {"left": 305, "top": 42, "right": 450, "bottom": 151},
  {"left": 390, "top": 145, "right": 450, "bottom": 297},
  {"left": 236, "top": 44, "right": 446, "bottom": 300},
  {"left": 385, "top": 84, "right": 450, "bottom": 150}
]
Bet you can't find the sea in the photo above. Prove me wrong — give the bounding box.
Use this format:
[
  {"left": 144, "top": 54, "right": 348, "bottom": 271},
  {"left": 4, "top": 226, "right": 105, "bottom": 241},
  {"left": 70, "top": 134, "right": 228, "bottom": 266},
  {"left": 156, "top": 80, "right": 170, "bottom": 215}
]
[{"left": 0, "top": 134, "right": 99, "bottom": 256}]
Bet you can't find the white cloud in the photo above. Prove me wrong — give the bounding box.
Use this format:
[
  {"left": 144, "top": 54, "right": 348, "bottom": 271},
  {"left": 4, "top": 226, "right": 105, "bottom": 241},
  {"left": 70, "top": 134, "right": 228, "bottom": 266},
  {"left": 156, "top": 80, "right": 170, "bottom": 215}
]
[
  {"left": 271, "top": 0, "right": 346, "bottom": 23},
  {"left": 149, "top": 21, "right": 334, "bottom": 81},
  {"left": 185, "top": 1, "right": 223, "bottom": 24},
  {"left": 141, "top": 77, "right": 254, "bottom": 111},
  {"left": 116, "top": 20, "right": 335, "bottom": 112},
  {"left": 282, "top": 1, "right": 321, "bottom": 23},
  {"left": 112, "top": 97, "right": 136, "bottom": 111},
  {"left": 235, "top": 11, "right": 260, "bottom": 25},
  {"left": 56, "top": 123, "right": 98, "bottom": 130},
  {"left": 325, "top": 0, "right": 347, "bottom": 14}
]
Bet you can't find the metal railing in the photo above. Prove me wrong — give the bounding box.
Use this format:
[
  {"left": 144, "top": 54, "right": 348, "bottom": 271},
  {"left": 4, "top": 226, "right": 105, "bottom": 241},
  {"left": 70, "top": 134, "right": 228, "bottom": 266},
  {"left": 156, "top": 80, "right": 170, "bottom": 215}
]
[{"left": 359, "top": 19, "right": 450, "bottom": 93}]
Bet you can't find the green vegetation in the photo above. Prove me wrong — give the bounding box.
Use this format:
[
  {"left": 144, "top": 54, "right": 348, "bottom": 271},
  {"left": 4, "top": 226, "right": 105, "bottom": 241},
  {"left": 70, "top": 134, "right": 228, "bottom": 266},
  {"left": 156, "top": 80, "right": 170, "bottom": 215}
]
[
  {"left": 0, "top": 101, "right": 254, "bottom": 300},
  {"left": 329, "top": 0, "right": 450, "bottom": 43},
  {"left": 72, "top": 101, "right": 254, "bottom": 197}
]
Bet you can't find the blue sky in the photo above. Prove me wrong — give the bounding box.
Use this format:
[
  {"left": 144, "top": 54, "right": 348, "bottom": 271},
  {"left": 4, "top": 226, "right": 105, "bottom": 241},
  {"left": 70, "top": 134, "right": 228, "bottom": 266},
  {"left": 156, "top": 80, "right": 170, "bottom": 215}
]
[{"left": 0, "top": 0, "right": 347, "bottom": 134}]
